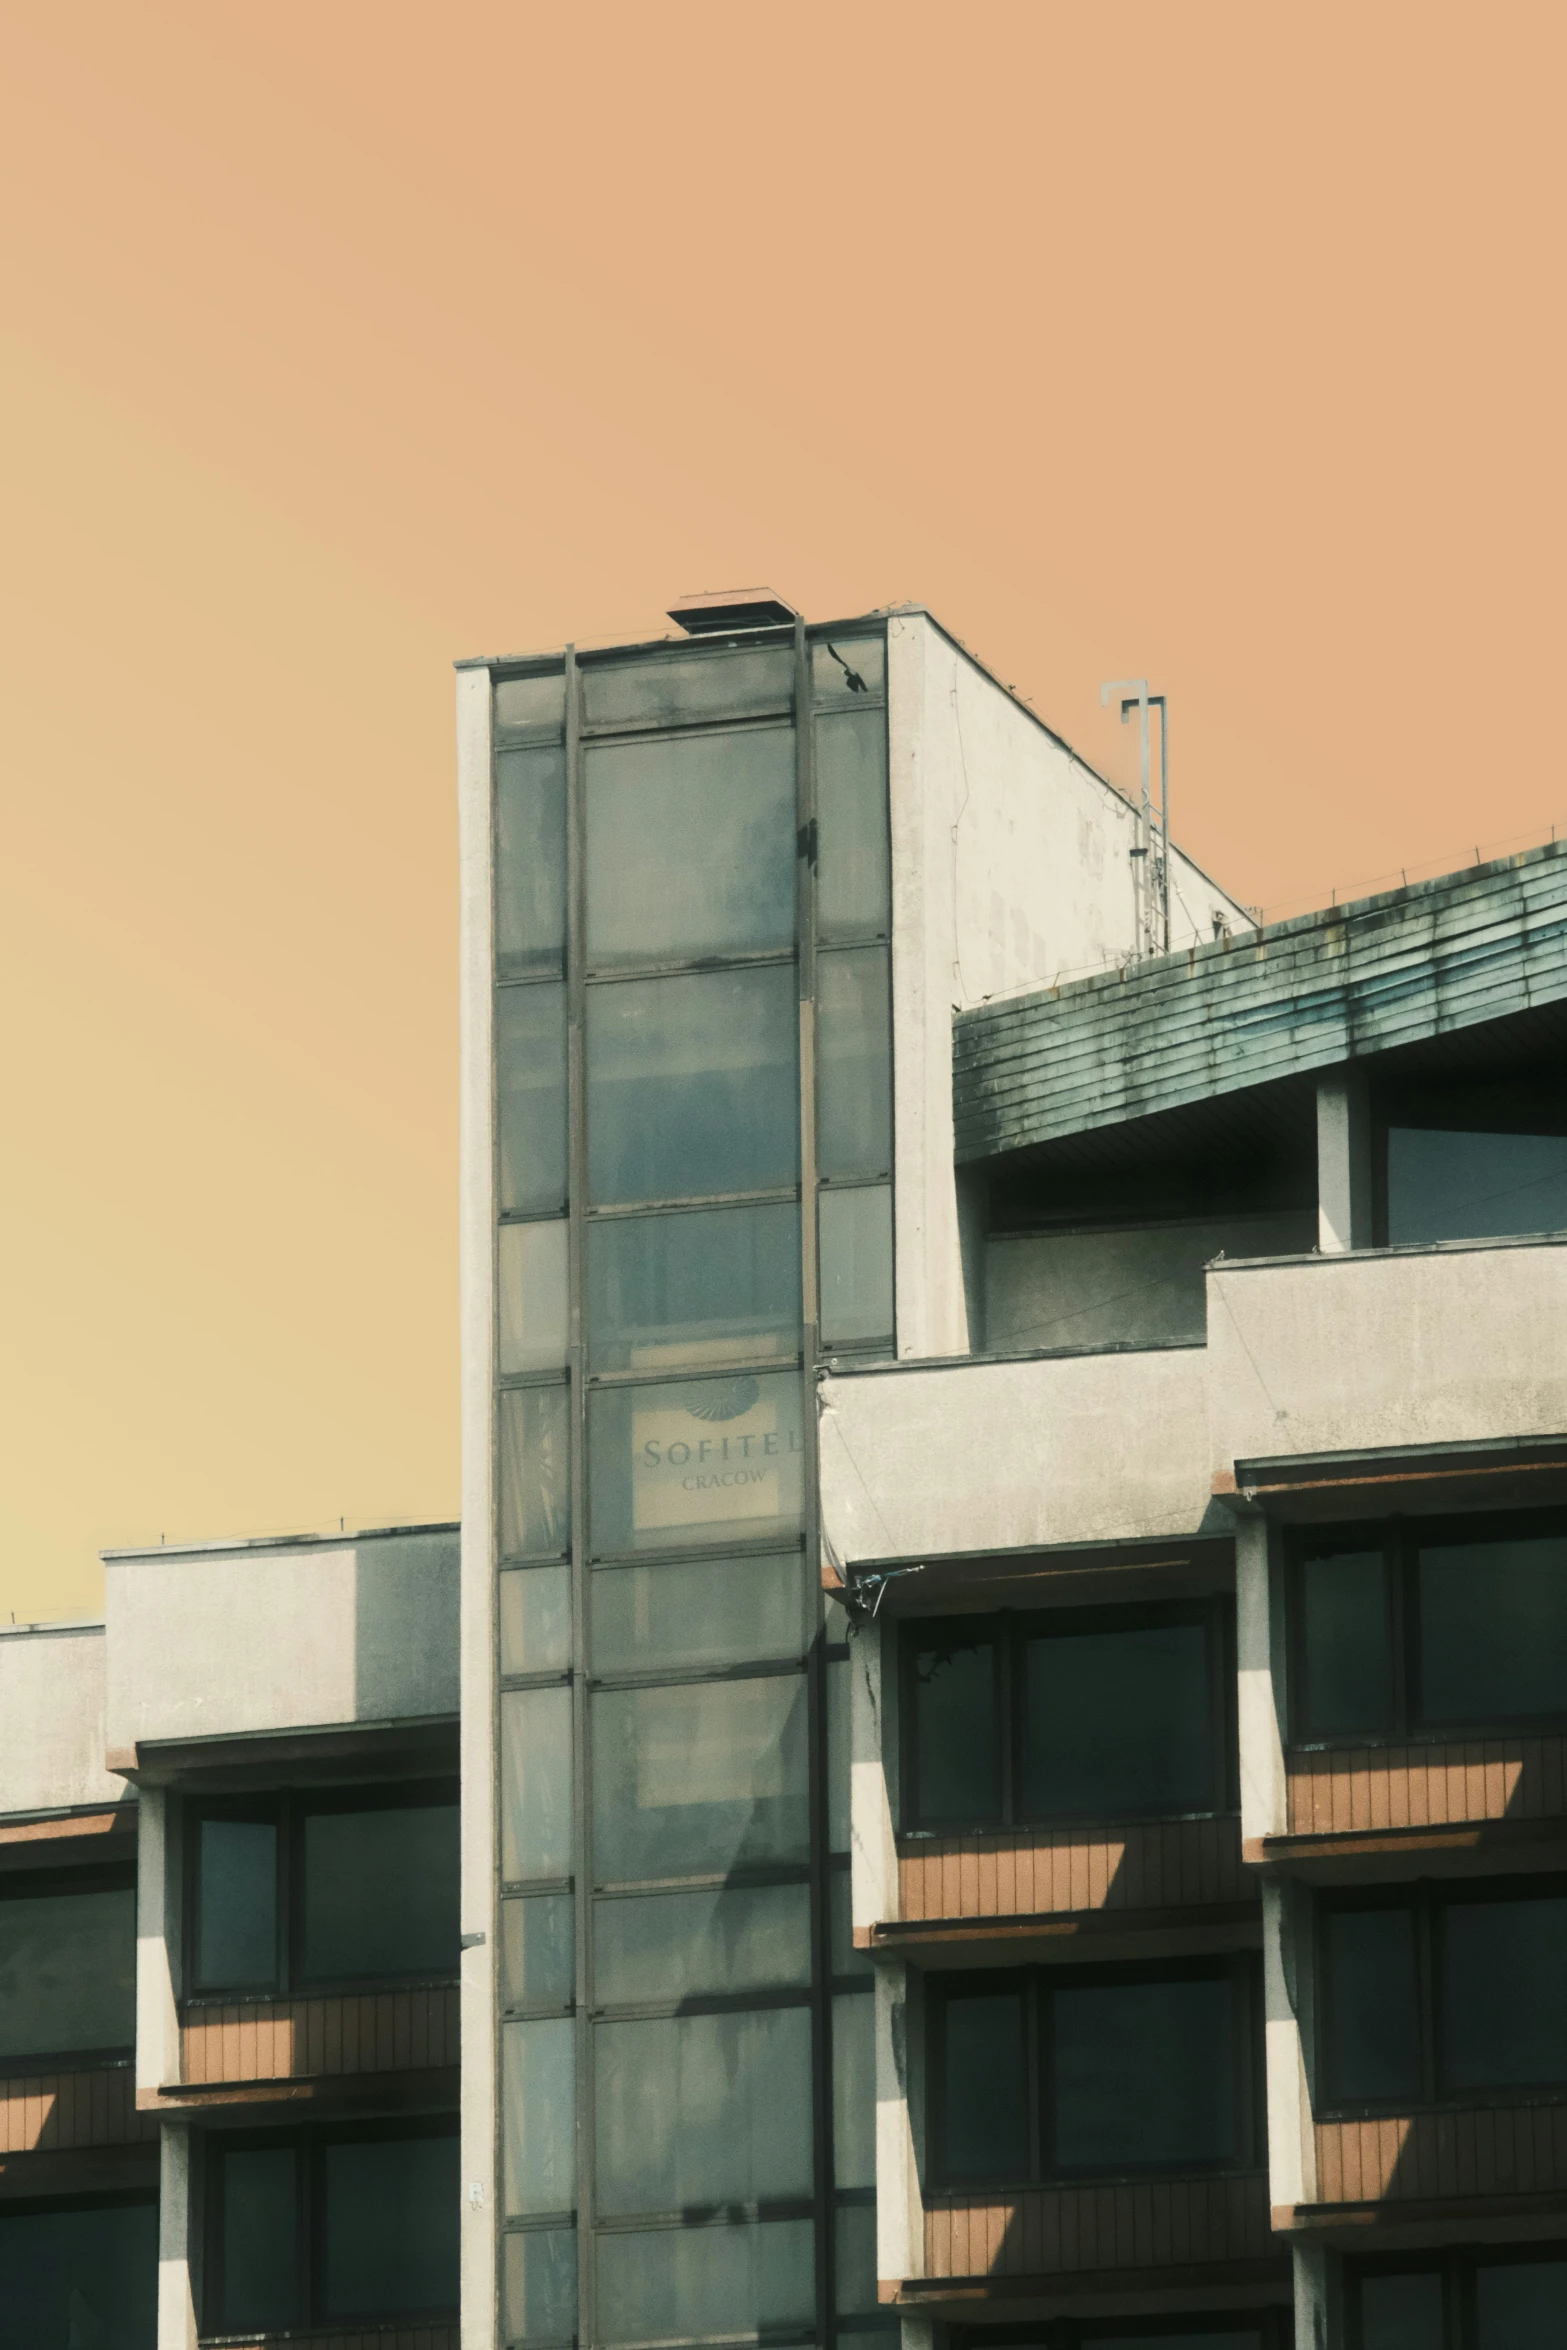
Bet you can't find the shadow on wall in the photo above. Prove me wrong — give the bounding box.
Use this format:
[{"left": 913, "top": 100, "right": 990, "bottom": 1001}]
[{"left": 351, "top": 1534, "right": 461, "bottom": 1723}]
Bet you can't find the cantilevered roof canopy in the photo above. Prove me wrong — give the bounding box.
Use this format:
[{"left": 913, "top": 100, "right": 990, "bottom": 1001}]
[{"left": 954, "top": 840, "right": 1567, "bottom": 1163}]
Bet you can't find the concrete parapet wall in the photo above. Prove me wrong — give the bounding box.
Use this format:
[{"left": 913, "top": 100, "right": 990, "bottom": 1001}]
[{"left": 0, "top": 1624, "right": 130, "bottom": 1818}]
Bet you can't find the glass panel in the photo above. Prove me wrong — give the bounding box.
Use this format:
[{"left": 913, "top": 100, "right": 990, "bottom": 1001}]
[
  {"left": 300, "top": 1803, "right": 459, "bottom": 1983},
  {"left": 817, "top": 948, "right": 892, "bottom": 1181},
  {"left": 502, "top": 1894, "right": 575, "bottom": 2011},
  {"left": 0, "top": 2199, "right": 158, "bottom": 2349},
  {"left": 830, "top": 1867, "right": 872, "bottom": 1979},
  {"left": 1441, "top": 1892, "right": 1567, "bottom": 2089},
  {"left": 498, "top": 983, "right": 568, "bottom": 1215},
  {"left": 833, "top": 1991, "right": 876, "bottom": 2187},
  {"left": 939, "top": 1988, "right": 1028, "bottom": 2180},
  {"left": 195, "top": 1815, "right": 278, "bottom": 1991},
  {"left": 1050, "top": 1973, "right": 1237, "bottom": 2171},
  {"left": 592, "top": 1551, "right": 806, "bottom": 1672},
  {"left": 0, "top": 1885, "right": 135, "bottom": 2060},
  {"left": 1098, "top": 2337, "right": 1265, "bottom": 2350},
  {"left": 503, "top": 2016, "right": 577, "bottom": 2216},
  {"left": 595, "top": 2215, "right": 815, "bottom": 2346},
  {"left": 501, "top": 1686, "right": 573, "bottom": 1882},
  {"left": 1358, "top": 2271, "right": 1445, "bottom": 2349},
  {"left": 1325, "top": 1907, "right": 1421, "bottom": 2102},
  {"left": 1387, "top": 1125, "right": 1567, "bottom": 1244},
  {"left": 594, "top": 1881, "right": 811, "bottom": 2004},
  {"left": 828, "top": 1652, "right": 852, "bottom": 1853},
  {"left": 1475, "top": 2257, "right": 1567, "bottom": 2345},
  {"left": 499, "top": 1221, "right": 569, "bottom": 1376},
  {"left": 320, "top": 2131, "right": 460, "bottom": 2317},
  {"left": 1021, "top": 1619, "right": 1214, "bottom": 1820},
  {"left": 495, "top": 671, "right": 567, "bottom": 734},
  {"left": 835, "top": 2200, "right": 879, "bottom": 2314},
  {"left": 813, "top": 632, "right": 886, "bottom": 705},
  {"left": 1417, "top": 1533, "right": 1567, "bottom": 1723},
  {"left": 592, "top": 1672, "right": 809, "bottom": 1882},
  {"left": 820, "top": 1184, "right": 895, "bottom": 1347},
  {"left": 587, "top": 1201, "right": 801, "bottom": 1372},
  {"left": 586, "top": 966, "right": 799, "bottom": 1206},
  {"left": 585, "top": 726, "right": 796, "bottom": 965},
  {"left": 499, "top": 1384, "right": 570, "bottom": 1559},
  {"left": 501, "top": 1566, "right": 572, "bottom": 1676},
  {"left": 496, "top": 744, "right": 567, "bottom": 977},
  {"left": 588, "top": 1370, "right": 804, "bottom": 1556},
  {"left": 908, "top": 1623, "right": 1002, "bottom": 1827},
  {"left": 583, "top": 645, "right": 794, "bottom": 731},
  {"left": 503, "top": 2227, "right": 578, "bottom": 2344},
  {"left": 594, "top": 2004, "right": 813, "bottom": 2212},
  {"left": 817, "top": 706, "right": 890, "bottom": 939},
  {"left": 219, "top": 2144, "right": 300, "bottom": 2331},
  {"left": 1298, "top": 1548, "right": 1395, "bottom": 1736}
]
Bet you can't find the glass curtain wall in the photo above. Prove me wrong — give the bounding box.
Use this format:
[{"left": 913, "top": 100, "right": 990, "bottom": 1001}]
[{"left": 492, "top": 624, "right": 891, "bottom": 2350}]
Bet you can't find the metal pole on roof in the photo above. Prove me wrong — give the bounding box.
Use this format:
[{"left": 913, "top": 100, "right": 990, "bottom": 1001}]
[{"left": 1102, "top": 677, "right": 1155, "bottom": 957}]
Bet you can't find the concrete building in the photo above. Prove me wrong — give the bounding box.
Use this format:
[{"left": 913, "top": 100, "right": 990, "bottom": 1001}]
[{"left": 5, "top": 595, "right": 1565, "bottom": 2349}]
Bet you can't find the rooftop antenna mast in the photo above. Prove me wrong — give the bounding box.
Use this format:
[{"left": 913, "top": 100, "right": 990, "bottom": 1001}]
[{"left": 1100, "top": 678, "right": 1170, "bottom": 956}]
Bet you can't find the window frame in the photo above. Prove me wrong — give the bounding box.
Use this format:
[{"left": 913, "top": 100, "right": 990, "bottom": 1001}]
[
  {"left": 1316, "top": 1873, "right": 1567, "bottom": 2116},
  {"left": 184, "top": 1776, "right": 460, "bottom": 2002},
  {"left": 1348, "top": 2241, "right": 1567, "bottom": 2348},
  {"left": 900, "top": 1598, "right": 1237, "bottom": 1835},
  {"left": 1286, "top": 1507, "right": 1567, "bottom": 1747},
  {"left": 927, "top": 1954, "right": 1262, "bottom": 2192},
  {"left": 1372, "top": 1073, "right": 1567, "bottom": 1250},
  {"left": 203, "top": 2115, "right": 460, "bottom": 2334}
]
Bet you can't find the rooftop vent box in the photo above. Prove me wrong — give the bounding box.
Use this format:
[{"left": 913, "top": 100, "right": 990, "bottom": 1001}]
[{"left": 667, "top": 587, "right": 800, "bottom": 636}]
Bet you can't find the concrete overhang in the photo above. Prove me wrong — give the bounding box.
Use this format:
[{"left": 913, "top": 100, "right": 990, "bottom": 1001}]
[{"left": 1215, "top": 1434, "right": 1567, "bottom": 1525}]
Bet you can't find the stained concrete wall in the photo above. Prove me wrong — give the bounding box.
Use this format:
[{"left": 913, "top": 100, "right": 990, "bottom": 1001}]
[
  {"left": 818, "top": 1344, "right": 1211, "bottom": 1568},
  {"left": 103, "top": 1526, "right": 459, "bottom": 1760},
  {"left": 986, "top": 1211, "right": 1315, "bottom": 1354},
  {"left": 1208, "top": 1233, "right": 1567, "bottom": 1474},
  {"left": 0, "top": 1621, "right": 131, "bottom": 1818}
]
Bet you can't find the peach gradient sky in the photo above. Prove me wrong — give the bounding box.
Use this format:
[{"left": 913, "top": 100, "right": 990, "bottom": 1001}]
[{"left": 1, "top": 4, "right": 1563, "bottom": 1617}]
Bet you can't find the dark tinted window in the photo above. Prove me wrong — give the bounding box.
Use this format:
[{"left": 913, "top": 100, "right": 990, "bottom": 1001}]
[
  {"left": 0, "top": 2197, "right": 157, "bottom": 2349},
  {"left": 1050, "top": 1973, "right": 1238, "bottom": 2172},
  {"left": 1297, "top": 1549, "right": 1394, "bottom": 1736},
  {"left": 320, "top": 2132, "right": 460, "bottom": 2318},
  {"left": 0, "top": 1878, "right": 135, "bottom": 2062},
  {"left": 1357, "top": 2270, "right": 1444, "bottom": 2348},
  {"left": 1353, "top": 2252, "right": 1567, "bottom": 2349},
  {"left": 1324, "top": 1907, "right": 1421, "bottom": 2103},
  {"left": 1022, "top": 1621, "right": 1212, "bottom": 1818},
  {"left": 907, "top": 1625, "right": 1001, "bottom": 1826},
  {"left": 1417, "top": 1534, "right": 1567, "bottom": 1723},
  {"left": 1474, "top": 2256, "right": 1567, "bottom": 2344},
  {"left": 1386, "top": 1125, "right": 1567, "bottom": 1246},
  {"left": 218, "top": 2145, "right": 300, "bottom": 2331},
  {"left": 1441, "top": 1893, "right": 1567, "bottom": 2092},
  {"left": 194, "top": 1815, "right": 278, "bottom": 1992},
  {"left": 938, "top": 1986, "right": 1028, "bottom": 2181},
  {"left": 300, "top": 1801, "right": 460, "bottom": 1984}
]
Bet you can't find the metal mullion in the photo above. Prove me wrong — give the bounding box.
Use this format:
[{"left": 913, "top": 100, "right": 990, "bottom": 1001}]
[
  {"left": 584, "top": 1353, "right": 804, "bottom": 1392},
  {"left": 1391, "top": 1524, "right": 1413, "bottom": 1736},
  {"left": 1000, "top": 1613, "right": 1018, "bottom": 1828},
  {"left": 585, "top": 1185, "right": 801, "bottom": 1220},
  {"left": 1420, "top": 1885, "right": 1441, "bottom": 2105},
  {"left": 582, "top": 945, "right": 797, "bottom": 986},
  {"left": 581, "top": 709, "right": 795, "bottom": 747}
]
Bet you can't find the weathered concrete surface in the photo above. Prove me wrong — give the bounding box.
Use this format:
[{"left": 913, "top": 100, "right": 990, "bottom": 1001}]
[
  {"left": 0, "top": 1622, "right": 130, "bottom": 1817},
  {"left": 1209, "top": 1233, "right": 1567, "bottom": 1473},
  {"left": 818, "top": 1344, "right": 1211, "bottom": 1567}
]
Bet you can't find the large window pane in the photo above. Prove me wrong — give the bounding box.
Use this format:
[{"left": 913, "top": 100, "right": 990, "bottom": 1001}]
[
  {"left": 595, "top": 1881, "right": 810, "bottom": 2005},
  {"left": 595, "top": 2216, "right": 815, "bottom": 2347},
  {"left": 817, "top": 707, "right": 890, "bottom": 939},
  {"left": 594, "top": 2005, "right": 813, "bottom": 2213},
  {"left": 1417, "top": 1534, "right": 1567, "bottom": 1723},
  {"left": 587, "top": 1202, "right": 801, "bottom": 1372},
  {"left": 817, "top": 948, "right": 892, "bottom": 1181},
  {"left": 1475, "top": 2257, "right": 1567, "bottom": 2345},
  {"left": 1324, "top": 1907, "right": 1421, "bottom": 2103},
  {"left": 583, "top": 646, "right": 793, "bottom": 732},
  {"left": 1358, "top": 2271, "right": 1445, "bottom": 2349},
  {"left": 812, "top": 633, "right": 886, "bottom": 706},
  {"left": 501, "top": 1686, "right": 573, "bottom": 1883},
  {"left": 218, "top": 2144, "right": 300, "bottom": 2331},
  {"left": 503, "top": 2017, "right": 577, "bottom": 2217},
  {"left": 496, "top": 744, "right": 566, "bottom": 978},
  {"left": 833, "top": 1992, "right": 876, "bottom": 2188},
  {"left": 835, "top": 2200, "right": 879, "bottom": 2314},
  {"left": 586, "top": 967, "right": 799, "bottom": 1206},
  {"left": 502, "top": 1894, "right": 575, "bottom": 2012},
  {"left": 500, "top": 1566, "right": 572, "bottom": 1676},
  {"left": 1050, "top": 1973, "right": 1238, "bottom": 2172},
  {"left": 498, "top": 983, "right": 568, "bottom": 1215},
  {"left": 1387, "top": 1125, "right": 1567, "bottom": 1244},
  {"left": 495, "top": 671, "right": 566, "bottom": 734},
  {"left": 907, "top": 1624, "right": 1002, "bottom": 1826},
  {"left": 1021, "top": 1620, "right": 1214, "bottom": 1820},
  {"left": 0, "top": 2198, "right": 157, "bottom": 2350},
  {"left": 503, "top": 2227, "right": 578, "bottom": 2344},
  {"left": 591, "top": 1552, "right": 806, "bottom": 1673},
  {"left": 1441, "top": 1893, "right": 1567, "bottom": 2090},
  {"left": 320, "top": 2131, "right": 459, "bottom": 2317},
  {"left": 499, "top": 1384, "right": 570, "bottom": 1559},
  {"left": 300, "top": 1801, "right": 459, "bottom": 1983},
  {"left": 588, "top": 1370, "right": 803, "bottom": 1556},
  {"left": 0, "top": 1884, "right": 135, "bottom": 2061},
  {"left": 939, "top": 1988, "right": 1028, "bottom": 2181},
  {"left": 820, "top": 1184, "right": 894, "bottom": 1348},
  {"left": 499, "top": 1221, "right": 569, "bottom": 1376},
  {"left": 194, "top": 1816, "right": 278, "bottom": 1992},
  {"left": 1297, "top": 1549, "right": 1394, "bottom": 1736},
  {"left": 585, "top": 727, "right": 796, "bottom": 965},
  {"left": 592, "top": 1673, "right": 809, "bottom": 1882}
]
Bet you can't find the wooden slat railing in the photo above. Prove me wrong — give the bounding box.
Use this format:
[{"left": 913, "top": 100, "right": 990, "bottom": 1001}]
[
  {"left": 1314, "top": 2104, "right": 1567, "bottom": 2203},
  {"left": 898, "top": 1816, "right": 1245, "bottom": 1922},
  {"left": 923, "top": 2171, "right": 1271, "bottom": 2278},
  {"left": 180, "top": 1987, "right": 459, "bottom": 2084},
  {"left": 1286, "top": 1734, "right": 1567, "bottom": 1836}
]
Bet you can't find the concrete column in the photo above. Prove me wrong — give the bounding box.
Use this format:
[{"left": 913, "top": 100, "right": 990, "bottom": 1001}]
[
  {"left": 1293, "top": 2241, "right": 1342, "bottom": 2350},
  {"left": 1235, "top": 1518, "right": 1286, "bottom": 1850},
  {"left": 1316, "top": 1071, "right": 1372, "bottom": 1253},
  {"left": 899, "top": 2315, "right": 935, "bottom": 2350},
  {"left": 157, "top": 2122, "right": 198, "bottom": 2350},
  {"left": 850, "top": 1620, "right": 899, "bottom": 1940},
  {"left": 1263, "top": 1881, "right": 1318, "bottom": 2220},
  {"left": 136, "top": 1787, "right": 181, "bottom": 2093},
  {"left": 875, "top": 1961, "right": 924, "bottom": 2295}
]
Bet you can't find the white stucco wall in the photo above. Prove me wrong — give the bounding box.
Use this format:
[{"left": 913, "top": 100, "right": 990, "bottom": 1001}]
[{"left": 0, "top": 1622, "right": 130, "bottom": 1818}]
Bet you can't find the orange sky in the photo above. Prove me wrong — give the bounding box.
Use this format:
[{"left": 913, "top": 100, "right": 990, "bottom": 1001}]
[{"left": 1, "top": 3, "right": 1563, "bottom": 1617}]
